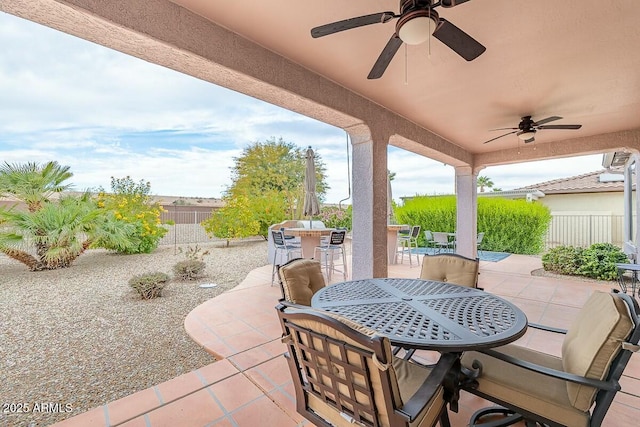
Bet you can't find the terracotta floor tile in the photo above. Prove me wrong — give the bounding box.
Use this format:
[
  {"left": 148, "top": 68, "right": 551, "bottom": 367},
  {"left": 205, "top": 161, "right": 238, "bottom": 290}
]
[
  {"left": 156, "top": 370, "right": 204, "bottom": 403},
  {"left": 223, "top": 328, "right": 270, "bottom": 353},
  {"left": 245, "top": 355, "right": 292, "bottom": 392},
  {"left": 208, "top": 373, "right": 264, "bottom": 412},
  {"left": 107, "top": 387, "right": 161, "bottom": 425},
  {"left": 117, "top": 415, "right": 148, "bottom": 427},
  {"left": 146, "top": 388, "right": 223, "bottom": 427},
  {"left": 228, "top": 345, "right": 275, "bottom": 371},
  {"left": 516, "top": 283, "right": 557, "bottom": 302},
  {"left": 268, "top": 387, "right": 307, "bottom": 424},
  {"left": 603, "top": 400, "right": 640, "bottom": 426},
  {"left": 210, "top": 318, "right": 255, "bottom": 339},
  {"left": 196, "top": 359, "right": 239, "bottom": 385},
  {"left": 229, "top": 395, "right": 299, "bottom": 426},
  {"left": 207, "top": 417, "right": 236, "bottom": 426},
  {"left": 49, "top": 407, "right": 107, "bottom": 427}
]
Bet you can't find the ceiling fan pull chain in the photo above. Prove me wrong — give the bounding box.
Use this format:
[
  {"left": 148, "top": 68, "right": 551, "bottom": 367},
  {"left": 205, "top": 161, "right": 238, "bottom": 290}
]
[{"left": 427, "top": 7, "right": 432, "bottom": 58}]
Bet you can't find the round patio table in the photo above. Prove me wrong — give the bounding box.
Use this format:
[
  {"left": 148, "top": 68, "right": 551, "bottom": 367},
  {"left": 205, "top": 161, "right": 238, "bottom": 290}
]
[{"left": 311, "top": 278, "right": 528, "bottom": 352}]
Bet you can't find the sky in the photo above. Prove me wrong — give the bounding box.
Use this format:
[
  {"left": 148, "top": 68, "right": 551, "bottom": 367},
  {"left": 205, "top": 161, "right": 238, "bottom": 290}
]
[{"left": 0, "top": 12, "right": 606, "bottom": 204}]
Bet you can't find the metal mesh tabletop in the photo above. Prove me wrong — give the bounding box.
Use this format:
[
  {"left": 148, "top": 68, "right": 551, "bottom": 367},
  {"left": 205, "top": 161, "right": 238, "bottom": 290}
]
[{"left": 311, "top": 278, "right": 528, "bottom": 351}]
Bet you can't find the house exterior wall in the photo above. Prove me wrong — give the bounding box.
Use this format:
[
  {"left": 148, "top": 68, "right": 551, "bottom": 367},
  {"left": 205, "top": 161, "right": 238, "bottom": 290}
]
[{"left": 537, "top": 192, "right": 627, "bottom": 215}]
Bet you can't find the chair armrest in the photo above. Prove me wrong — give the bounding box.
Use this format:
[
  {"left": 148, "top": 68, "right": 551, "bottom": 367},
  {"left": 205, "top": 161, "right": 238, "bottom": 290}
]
[
  {"left": 477, "top": 349, "right": 620, "bottom": 392},
  {"left": 527, "top": 322, "right": 567, "bottom": 334},
  {"left": 397, "top": 352, "right": 458, "bottom": 422}
]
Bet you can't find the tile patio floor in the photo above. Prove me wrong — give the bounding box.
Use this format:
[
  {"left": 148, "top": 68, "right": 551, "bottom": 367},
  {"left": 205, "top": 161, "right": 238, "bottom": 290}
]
[{"left": 52, "top": 252, "right": 640, "bottom": 426}]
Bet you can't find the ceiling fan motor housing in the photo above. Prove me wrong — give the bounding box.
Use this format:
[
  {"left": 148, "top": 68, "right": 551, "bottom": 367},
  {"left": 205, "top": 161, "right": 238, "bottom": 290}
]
[{"left": 397, "top": 1, "right": 439, "bottom": 45}]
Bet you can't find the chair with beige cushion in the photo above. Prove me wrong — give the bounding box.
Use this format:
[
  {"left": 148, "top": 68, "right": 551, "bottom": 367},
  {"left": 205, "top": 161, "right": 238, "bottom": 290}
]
[
  {"left": 420, "top": 253, "right": 480, "bottom": 289},
  {"left": 277, "top": 258, "right": 326, "bottom": 306},
  {"left": 460, "top": 290, "right": 640, "bottom": 427},
  {"left": 276, "top": 303, "right": 456, "bottom": 427}
]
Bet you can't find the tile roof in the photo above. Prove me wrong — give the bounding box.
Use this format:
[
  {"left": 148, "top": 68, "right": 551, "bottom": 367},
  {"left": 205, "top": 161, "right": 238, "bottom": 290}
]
[{"left": 515, "top": 169, "right": 626, "bottom": 194}]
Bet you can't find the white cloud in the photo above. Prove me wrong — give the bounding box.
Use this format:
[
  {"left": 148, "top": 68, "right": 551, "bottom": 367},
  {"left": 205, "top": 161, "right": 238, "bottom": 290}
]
[{"left": 0, "top": 12, "right": 607, "bottom": 204}]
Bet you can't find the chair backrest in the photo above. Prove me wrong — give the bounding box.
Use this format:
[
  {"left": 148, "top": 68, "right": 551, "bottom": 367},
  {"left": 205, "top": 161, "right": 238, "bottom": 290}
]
[
  {"left": 420, "top": 253, "right": 480, "bottom": 288},
  {"left": 276, "top": 304, "right": 413, "bottom": 427},
  {"left": 410, "top": 225, "right": 421, "bottom": 239},
  {"left": 477, "top": 232, "right": 485, "bottom": 245},
  {"left": 560, "top": 291, "right": 640, "bottom": 419},
  {"left": 424, "top": 230, "right": 434, "bottom": 241},
  {"left": 328, "top": 229, "right": 346, "bottom": 246},
  {"left": 272, "top": 229, "right": 286, "bottom": 247},
  {"left": 432, "top": 232, "right": 450, "bottom": 244},
  {"left": 278, "top": 258, "right": 326, "bottom": 305}
]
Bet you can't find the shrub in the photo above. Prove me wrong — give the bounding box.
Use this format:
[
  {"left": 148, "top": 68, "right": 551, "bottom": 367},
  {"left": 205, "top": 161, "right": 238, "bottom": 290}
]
[
  {"left": 128, "top": 272, "right": 170, "bottom": 299},
  {"left": 95, "top": 176, "right": 168, "bottom": 254},
  {"left": 542, "top": 245, "right": 584, "bottom": 275},
  {"left": 395, "top": 195, "right": 551, "bottom": 254},
  {"left": 542, "top": 243, "right": 629, "bottom": 281},
  {"left": 577, "top": 243, "right": 629, "bottom": 280},
  {"left": 173, "top": 260, "right": 207, "bottom": 281}
]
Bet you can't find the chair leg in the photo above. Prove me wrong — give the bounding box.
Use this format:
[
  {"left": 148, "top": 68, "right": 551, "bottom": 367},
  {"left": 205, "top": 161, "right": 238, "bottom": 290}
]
[{"left": 469, "top": 406, "right": 524, "bottom": 427}]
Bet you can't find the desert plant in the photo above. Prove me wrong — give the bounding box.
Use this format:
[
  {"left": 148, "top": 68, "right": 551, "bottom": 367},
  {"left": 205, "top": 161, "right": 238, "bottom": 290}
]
[
  {"left": 542, "top": 243, "right": 629, "bottom": 281},
  {"left": 577, "top": 243, "right": 629, "bottom": 280},
  {"left": 173, "top": 245, "right": 209, "bottom": 280},
  {"left": 128, "top": 272, "right": 170, "bottom": 299},
  {"left": 542, "top": 245, "right": 584, "bottom": 275},
  {"left": 0, "top": 161, "right": 132, "bottom": 271},
  {"left": 94, "top": 176, "right": 168, "bottom": 254}
]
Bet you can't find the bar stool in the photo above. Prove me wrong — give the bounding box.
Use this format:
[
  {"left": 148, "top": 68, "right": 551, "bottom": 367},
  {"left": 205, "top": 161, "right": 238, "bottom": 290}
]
[
  {"left": 314, "top": 230, "right": 347, "bottom": 281},
  {"left": 271, "top": 230, "right": 302, "bottom": 285}
]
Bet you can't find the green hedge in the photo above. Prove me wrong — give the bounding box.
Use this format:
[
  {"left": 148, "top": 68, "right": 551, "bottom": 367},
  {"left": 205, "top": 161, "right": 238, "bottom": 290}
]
[{"left": 395, "top": 196, "right": 551, "bottom": 254}]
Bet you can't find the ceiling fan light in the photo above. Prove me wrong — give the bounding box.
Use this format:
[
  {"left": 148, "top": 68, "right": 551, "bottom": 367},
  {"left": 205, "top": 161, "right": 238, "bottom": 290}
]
[
  {"left": 398, "top": 16, "right": 433, "bottom": 45},
  {"left": 518, "top": 130, "right": 535, "bottom": 141}
]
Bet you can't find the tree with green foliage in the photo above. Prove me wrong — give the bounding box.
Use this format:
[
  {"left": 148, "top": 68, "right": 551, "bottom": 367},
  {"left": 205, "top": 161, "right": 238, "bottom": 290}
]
[
  {"left": 477, "top": 176, "right": 494, "bottom": 193},
  {"left": 0, "top": 162, "right": 131, "bottom": 270},
  {"left": 201, "top": 194, "right": 260, "bottom": 246},
  {"left": 94, "top": 176, "right": 168, "bottom": 254},
  {"left": 227, "top": 137, "right": 328, "bottom": 219}
]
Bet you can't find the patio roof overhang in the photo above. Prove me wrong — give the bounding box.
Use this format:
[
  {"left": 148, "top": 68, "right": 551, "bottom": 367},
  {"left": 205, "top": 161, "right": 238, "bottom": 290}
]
[{"left": 3, "top": 0, "right": 640, "bottom": 276}]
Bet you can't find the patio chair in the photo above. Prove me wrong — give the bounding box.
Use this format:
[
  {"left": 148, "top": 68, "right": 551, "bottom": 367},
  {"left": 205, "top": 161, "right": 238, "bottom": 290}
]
[
  {"left": 420, "top": 253, "right": 480, "bottom": 289},
  {"left": 271, "top": 229, "right": 302, "bottom": 285},
  {"left": 277, "top": 257, "right": 326, "bottom": 306},
  {"left": 276, "top": 303, "right": 455, "bottom": 427},
  {"left": 460, "top": 290, "right": 640, "bottom": 427},
  {"left": 432, "top": 232, "right": 453, "bottom": 253},
  {"left": 424, "top": 230, "right": 436, "bottom": 249},
  {"left": 476, "top": 232, "right": 485, "bottom": 252},
  {"left": 397, "top": 225, "right": 421, "bottom": 266},
  {"left": 314, "top": 229, "right": 348, "bottom": 281}
]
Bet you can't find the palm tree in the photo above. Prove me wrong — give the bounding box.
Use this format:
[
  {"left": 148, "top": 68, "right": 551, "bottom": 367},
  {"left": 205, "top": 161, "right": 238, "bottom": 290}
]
[
  {"left": 0, "top": 162, "right": 131, "bottom": 271},
  {"left": 477, "top": 176, "right": 495, "bottom": 193},
  {"left": 0, "top": 161, "right": 73, "bottom": 211}
]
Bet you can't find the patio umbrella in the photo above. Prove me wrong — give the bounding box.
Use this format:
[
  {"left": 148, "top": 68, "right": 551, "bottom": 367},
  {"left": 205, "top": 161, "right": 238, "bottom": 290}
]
[{"left": 303, "top": 146, "right": 320, "bottom": 228}]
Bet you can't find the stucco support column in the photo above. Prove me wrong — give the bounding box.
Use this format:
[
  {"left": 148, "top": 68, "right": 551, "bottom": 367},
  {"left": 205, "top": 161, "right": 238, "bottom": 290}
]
[
  {"left": 347, "top": 124, "right": 389, "bottom": 279},
  {"left": 454, "top": 166, "right": 478, "bottom": 259}
]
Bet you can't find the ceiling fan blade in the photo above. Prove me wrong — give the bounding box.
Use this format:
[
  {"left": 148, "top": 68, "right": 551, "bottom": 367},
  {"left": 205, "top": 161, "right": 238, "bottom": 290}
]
[
  {"left": 441, "top": 0, "right": 472, "bottom": 7},
  {"left": 538, "top": 124, "right": 582, "bottom": 130},
  {"left": 489, "top": 127, "right": 518, "bottom": 131},
  {"left": 311, "top": 12, "right": 396, "bottom": 38},
  {"left": 531, "top": 116, "right": 561, "bottom": 126},
  {"left": 483, "top": 130, "right": 517, "bottom": 144},
  {"left": 368, "top": 35, "right": 403, "bottom": 79},
  {"left": 432, "top": 18, "right": 485, "bottom": 61},
  {"left": 523, "top": 137, "right": 536, "bottom": 143}
]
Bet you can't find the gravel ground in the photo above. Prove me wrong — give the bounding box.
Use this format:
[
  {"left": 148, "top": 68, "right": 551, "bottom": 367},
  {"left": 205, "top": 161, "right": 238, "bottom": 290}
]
[{"left": 0, "top": 239, "right": 268, "bottom": 427}]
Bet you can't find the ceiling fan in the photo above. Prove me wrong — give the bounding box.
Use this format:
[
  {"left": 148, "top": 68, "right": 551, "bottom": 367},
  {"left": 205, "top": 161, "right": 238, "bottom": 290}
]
[
  {"left": 483, "top": 116, "right": 583, "bottom": 144},
  {"left": 310, "top": 0, "right": 485, "bottom": 79}
]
